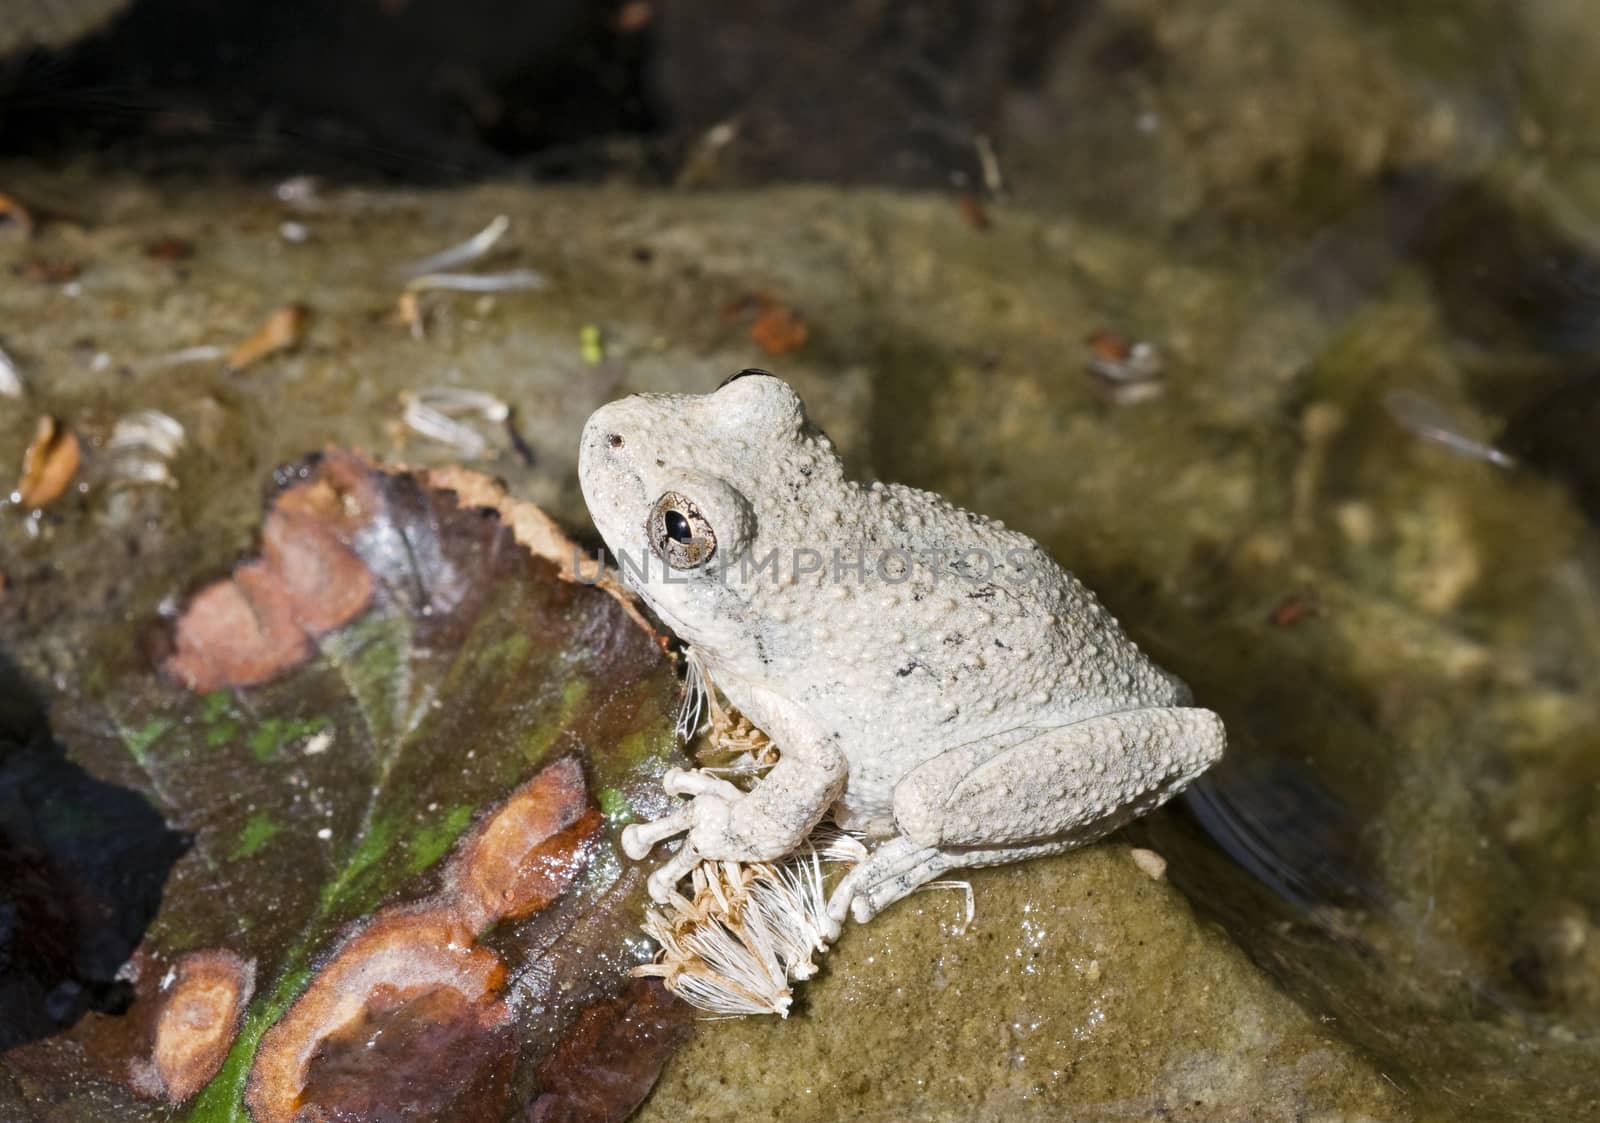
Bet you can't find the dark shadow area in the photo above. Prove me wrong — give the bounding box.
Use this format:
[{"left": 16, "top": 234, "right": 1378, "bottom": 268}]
[
  {"left": 0, "top": 0, "right": 660, "bottom": 181},
  {"left": 0, "top": 0, "right": 1104, "bottom": 188},
  {"left": 0, "top": 652, "right": 188, "bottom": 1052}
]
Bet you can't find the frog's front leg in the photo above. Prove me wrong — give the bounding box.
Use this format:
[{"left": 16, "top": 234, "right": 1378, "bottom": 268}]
[
  {"left": 825, "top": 706, "right": 1224, "bottom": 936},
  {"left": 623, "top": 743, "right": 848, "bottom": 903}
]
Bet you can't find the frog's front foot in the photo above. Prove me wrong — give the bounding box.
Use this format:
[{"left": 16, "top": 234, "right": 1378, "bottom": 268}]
[
  {"left": 621, "top": 767, "right": 791, "bottom": 902},
  {"left": 620, "top": 768, "right": 730, "bottom": 901},
  {"left": 623, "top": 758, "right": 845, "bottom": 903}
]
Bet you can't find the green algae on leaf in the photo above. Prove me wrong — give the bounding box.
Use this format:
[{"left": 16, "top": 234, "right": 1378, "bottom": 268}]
[{"left": 0, "top": 452, "right": 691, "bottom": 1122}]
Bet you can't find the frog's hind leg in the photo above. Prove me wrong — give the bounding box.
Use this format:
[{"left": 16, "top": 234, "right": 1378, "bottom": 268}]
[{"left": 824, "top": 707, "right": 1224, "bottom": 937}]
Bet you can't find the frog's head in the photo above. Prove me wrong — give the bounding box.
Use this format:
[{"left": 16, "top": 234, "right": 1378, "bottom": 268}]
[{"left": 578, "top": 370, "right": 832, "bottom": 652}]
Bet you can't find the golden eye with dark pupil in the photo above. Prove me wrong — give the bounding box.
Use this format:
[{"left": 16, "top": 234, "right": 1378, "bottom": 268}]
[{"left": 647, "top": 491, "right": 716, "bottom": 569}]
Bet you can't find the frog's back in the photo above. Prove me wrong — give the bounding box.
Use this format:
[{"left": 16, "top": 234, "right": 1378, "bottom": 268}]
[{"left": 779, "top": 481, "right": 1186, "bottom": 753}]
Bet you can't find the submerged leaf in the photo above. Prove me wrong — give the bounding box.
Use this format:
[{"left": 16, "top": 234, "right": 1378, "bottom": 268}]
[{"left": 0, "top": 451, "right": 693, "bottom": 1122}]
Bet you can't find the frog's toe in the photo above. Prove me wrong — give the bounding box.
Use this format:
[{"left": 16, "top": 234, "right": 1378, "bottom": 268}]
[
  {"left": 621, "top": 806, "right": 693, "bottom": 860},
  {"left": 827, "top": 836, "right": 951, "bottom": 929},
  {"left": 645, "top": 842, "right": 701, "bottom": 903},
  {"left": 662, "top": 767, "right": 745, "bottom": 802}
]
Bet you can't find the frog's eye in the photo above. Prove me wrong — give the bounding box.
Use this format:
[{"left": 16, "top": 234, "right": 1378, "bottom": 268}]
[{"left": 646, "top": 490, "right": 717, "bottom": 569}]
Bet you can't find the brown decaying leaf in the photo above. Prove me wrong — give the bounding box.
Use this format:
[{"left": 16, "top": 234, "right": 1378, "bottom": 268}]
[
  {"left": 422, "top": 463, "right": 655, "bottom": 634},
  {"left": 163, "top": 455, "right": 377, "bottom": 691},
  {"left": 749, "top": 299, "right": 809, "bottom": 356},
  {"left": 15, "top": 415, "right": 82, "bottom": 508},
  {"left": 300, "top": 984, "right": 521, "bottom": 1123},
  {"left": 129, "top": 950, "right": 256, "bottom": 1103},
  {"left": 227, "top": 303, "right": 309, "bottom": 372},
  {"left": 4, "top": 450, "right": 692, "bottom": 1122},
  {"left": 168, "top": 452, "right": 650, "bottom": 692},
  {"left": 449, "top": 756, "right": 604, "bottom": 930},
  {"left": 247, "top": 907, "right": 510, "bottom": 1123},
  {"left": 247, "top": 755, "right": 603, "bottom": 1123},
  {"left": 0, "top": 191, "right": 36, "bottom": 239},
  {"left": 525, "top": 978, "right": 695, "bottom": 1123}
]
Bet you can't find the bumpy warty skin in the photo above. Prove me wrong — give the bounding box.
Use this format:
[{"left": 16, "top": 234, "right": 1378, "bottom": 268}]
[{"left": 577, "top": 373, "right": 1218, "bottom": 844}]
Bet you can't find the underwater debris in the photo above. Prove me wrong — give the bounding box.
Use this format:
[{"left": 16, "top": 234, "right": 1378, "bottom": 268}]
[
  {"left": 398, "top": 214, "right": 510, "bottom": 278},
  {"left": 273, "top": 174, "right": 324, "bottom": 209},
  {"left": 394, "top": 290, "right": 429, "bottom": 340},
  {"left": 631, "top": 830, "right": 867, "bottom": 1017},
  {"left": 142, "top": 344, "right": 226, "bottom": 371},
  {"left": 677, "top": 119, "right": 741, "bottom": 187},
  {"left": 106, "top": 409, "right": 186, "bottom": 488},
  {"left": 13, "top": 415, "right": 80, "bottom": 509},
  {"left": 399, "top": 386, "right": 511, "bottom": 460},
  {"left": 631, "top": 853, "right": 832, "bottom": 1017},
  {"left": 1382, "top": 389, "right": 1517, "bottom": 469},
  {"left": 227, "top": 304, "right": 308, "bottom": 372},
  {"left": 0, "top": 341, "right": 25, "bottom": 398},
  {"left": 1086, "top": 328, "right": 1165, "bottom": 399},
  {"left": 404, "top": 269, "right": 546, "bottom": 294}
]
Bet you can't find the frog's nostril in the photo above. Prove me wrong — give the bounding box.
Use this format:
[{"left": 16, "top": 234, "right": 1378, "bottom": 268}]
[{"left": 606, "top": 433, "right": 624, "bottom": 449}]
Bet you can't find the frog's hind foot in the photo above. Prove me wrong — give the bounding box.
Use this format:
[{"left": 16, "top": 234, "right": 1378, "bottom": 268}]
[{"left": 823, "top": 836, "right": 1077, "bottom": 941}]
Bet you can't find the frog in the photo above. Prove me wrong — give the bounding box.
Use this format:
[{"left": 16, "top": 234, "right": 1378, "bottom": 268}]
[{"left": 577, "top": 369, "right": 1224, "bottom": 940}]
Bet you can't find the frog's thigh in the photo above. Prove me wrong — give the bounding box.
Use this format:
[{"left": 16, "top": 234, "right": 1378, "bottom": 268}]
[{"left": 892, "top": 707, "right": 1225, "bottom": 849}]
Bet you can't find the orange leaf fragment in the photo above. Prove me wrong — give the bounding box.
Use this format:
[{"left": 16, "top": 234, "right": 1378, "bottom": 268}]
[
  {"left": 448, "top": 754, "right": 602, "bottom": 929},
  {"left": 227, "top": 303, "right": 308, "bottom": 372},
  {"left": 0, "top": 191, "right": 35, "bottom": 239},
  {"left": 15, "top": 415, "right": 81, "bottom": 508},
  {"left": 164, "top": 454, "right": 376, "bottom": 692},
  {"left": 132, "top": 950, "right": 255, "bottom": 1104},
  {"left": 749, "top": 301, "right": 809, "bottom": 356}
]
